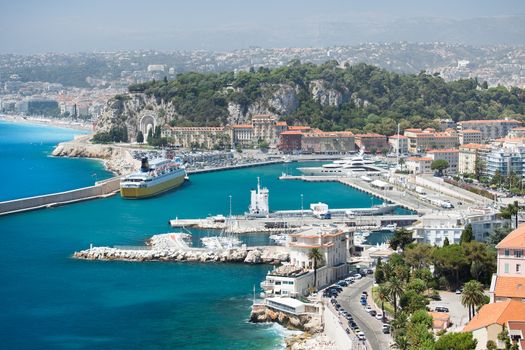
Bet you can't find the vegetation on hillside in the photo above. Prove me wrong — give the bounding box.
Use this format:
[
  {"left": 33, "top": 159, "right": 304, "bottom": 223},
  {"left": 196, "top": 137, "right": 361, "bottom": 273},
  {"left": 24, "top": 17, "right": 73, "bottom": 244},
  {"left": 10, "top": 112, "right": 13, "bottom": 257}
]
[{"left": 128, "top": 61, "right": 525, "bottom": 134}]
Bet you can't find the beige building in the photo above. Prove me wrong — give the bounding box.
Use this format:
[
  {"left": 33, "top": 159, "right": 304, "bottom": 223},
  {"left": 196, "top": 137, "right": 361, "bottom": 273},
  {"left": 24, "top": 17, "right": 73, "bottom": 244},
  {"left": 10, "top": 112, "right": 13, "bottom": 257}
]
[
  {"left": 230, "top": 124, "right": 253, "bottom": 147},
  {"left": 458, "top": 143, "right": 490, "bottom": 175},
  {"left": 252, "top": 114, "right": 278, "bottom": 146},
  {"left": 163, "top": 126, "right": 229, "bottom": 149},
  {"left": 508, "top": 127, "right": 525, "bottom": 138},
  {"left": 457, "top": 119, "right": 521, "bottom": 141},
  {"left": 404, "top": 128, "right": 459, "bottom": 153},
  {"left": 426, "top": 149, "right": 459, "bottom": 174},
  {"left": 406, "top": 156, "right": 433, "bottom": 174},
  {"left": 260, "top": 227, "right": 348, "bottom": 297},
  {"left": 459, "top": 129, "right": 483, "bottom": 145},
  {"left": 388, "top": 135, "right": 409, "bottom": 154},
  {"left": 354, "top": 133, "right": 388, "bottom": 153},
  {"left": 301, "top": 131, "right": 355, "bottom": 154}
]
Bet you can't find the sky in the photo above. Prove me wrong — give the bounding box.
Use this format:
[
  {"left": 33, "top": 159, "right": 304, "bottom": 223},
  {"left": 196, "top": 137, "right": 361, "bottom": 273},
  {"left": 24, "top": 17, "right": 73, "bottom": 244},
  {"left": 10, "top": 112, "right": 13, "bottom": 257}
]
[{"left": 1, "top": 0, "right": 524, "bottom": 54}]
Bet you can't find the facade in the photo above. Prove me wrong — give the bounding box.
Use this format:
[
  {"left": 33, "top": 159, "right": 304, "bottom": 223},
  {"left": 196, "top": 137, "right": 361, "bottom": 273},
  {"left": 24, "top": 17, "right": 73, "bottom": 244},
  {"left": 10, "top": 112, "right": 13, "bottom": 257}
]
[
  {"left": 278, "top": 131, "right": 303, "bottom": 153},
  {"left": 426, "top": 149, "right": 459, "bottom": 174},
  {"left": 459, "top": 129, "right": 483, "bottom": 145},
  {"left": 265, "top": 297, "right": 320, "bottom": 316},
  {"left": 413, "top": 210, "right": 507, "bottom": 246},
  {"left": 463, "top": 300, "right": 525, "bottom": 350},
  {"left": 406, "top": 156, "right": 433, "bottom": 174},
  {"left": 163, "top": 126, "right": 228, "bottom": 149},
  {"left": 388, "top": 135, "right": 409, "bottom": 155},
  {"left": 457, "top": 119, "right": 521, "bottom": 141},
  {"left": 508, "top": 127, "right": 525, "bottom": 139},
  {"left": 458, "top": 143, "right": 490, "bottom": 175},
  {"left": 484, "top": 142, "right": 525, "bottom": 182},
  {"left": 261, "top": 227, "right": 348, "bottom": 297},
  {"left": 252, "top": 114, "right": 278, "bottom": 146},
  {"left": 404, "top": 128, "right": 459, "bottom": 153},
  {"left": 230, "top": 124, "right": 253, "bottom": 147},
  {"left": 490, "top": 225, "right": 525, "bottom": 303},
  {"left": 301, "top": 131, "right": 355, "bottom": 154},
  {"left": 354, "top": 133, "right": 388, "bottom": 153}
]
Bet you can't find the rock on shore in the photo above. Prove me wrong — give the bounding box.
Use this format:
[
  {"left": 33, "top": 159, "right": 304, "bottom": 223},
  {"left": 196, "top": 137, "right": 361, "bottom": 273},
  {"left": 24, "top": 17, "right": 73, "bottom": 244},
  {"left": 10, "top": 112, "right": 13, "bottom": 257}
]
[
  {"left": 52, "top": 136, "right": 139, "bottom": 175},
  {"left": 250, "top": 307, "right": 322, "bottom": 333},
  {"left": 73, "top": 246, "right": 289, "bottom": 264}
]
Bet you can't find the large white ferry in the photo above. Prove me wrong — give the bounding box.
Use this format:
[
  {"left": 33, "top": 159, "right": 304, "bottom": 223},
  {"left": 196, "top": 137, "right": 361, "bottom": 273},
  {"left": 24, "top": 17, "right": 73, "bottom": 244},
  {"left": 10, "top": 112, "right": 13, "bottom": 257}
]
[{"left": 120, "top": 157, "right": 187, "bottom": 199}]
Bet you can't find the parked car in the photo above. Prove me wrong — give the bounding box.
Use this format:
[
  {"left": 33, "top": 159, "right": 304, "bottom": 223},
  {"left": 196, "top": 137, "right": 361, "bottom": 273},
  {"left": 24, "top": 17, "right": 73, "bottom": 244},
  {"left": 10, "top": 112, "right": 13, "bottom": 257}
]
[
  {"left": 435, "top": 306, "right": 449, "bottom": 313},
  {"left": 345, "top": 328, "right": 351, "bottom": 334},
  {"left": 354, "top": 273, "right": 362, "bottom": 279},
  {"left": 357, "top": 332, "right": 366, "bottom": 341},
  {"left": 382, "top": 326, "right": 390, "bottom": 334},
  {"left": 360, "top": 299, "right": 367, "bottom": 306},
  {"left": 375, "top": 312, "right": 383, "bottom": 320},
  {"left": 337, "top": 280, "right": 349, "bottom": 287},
  {"left": 364, "top": 305, "right": 372, "bottom": 313},
  {"left": 455, "top": 289, "right": 462, "bottom": 295},
  {"left": 369, "top": 310, "right": 377, "bottom": 317}
]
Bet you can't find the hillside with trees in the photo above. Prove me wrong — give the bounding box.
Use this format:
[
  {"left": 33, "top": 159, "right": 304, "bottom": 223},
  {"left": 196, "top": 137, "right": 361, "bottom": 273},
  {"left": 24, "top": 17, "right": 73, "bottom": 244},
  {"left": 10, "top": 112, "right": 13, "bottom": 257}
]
[{"left": 127, "top": 61, "right": 525, "bottom": 135}]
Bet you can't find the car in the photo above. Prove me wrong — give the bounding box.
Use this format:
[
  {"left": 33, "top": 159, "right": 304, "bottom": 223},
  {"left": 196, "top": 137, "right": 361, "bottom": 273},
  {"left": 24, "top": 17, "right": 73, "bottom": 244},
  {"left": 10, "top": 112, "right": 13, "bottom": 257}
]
[
  {"left": 345, "top": 276, "right": 355, "bottom": 282},
  {"left": 369, "top": 310, "right": 377, "bottom": 317},
  {"left": 362, "top": 291, "right": 368, "bottom": 296},
  {"left": 346, "top": 315, "right": 353, "bottom": 321},
  {"left": 364, "top": 305, "right": 372, "bottom": 312},
  {"left": 360, "top": 299, "right": 367, "bottom": 306},
  {"left": 435, "top": 306, "right": 449, "bottom": 313},
  {"left": 375, "top": 312, "right": 383, "bottom": 320},
  {"left": 357, "top": 332, "right": 366, "bottom": 341},
  {"left": 331, "top": 299, "right": 337, "bottom": 305},
  {"left": 345, "top": 328, "right": 351, "bottom": 334},
  {"left": 365, "top": 269, "right": 374, "bottom": 274},
  {"left": 350, "top": 322, "right": 358, "bottom": 330},
  {"left": 337, "top": 281, "right": 349, "bottom": 287},
  {"left": 455, "top": 289, "right": 462, "bottom": 295},
  {"left": 354, "top": 273, "right": 362, "bottom": 279},
  {"left": 382, "top": 327, "right": 390, "bottom": 334}
]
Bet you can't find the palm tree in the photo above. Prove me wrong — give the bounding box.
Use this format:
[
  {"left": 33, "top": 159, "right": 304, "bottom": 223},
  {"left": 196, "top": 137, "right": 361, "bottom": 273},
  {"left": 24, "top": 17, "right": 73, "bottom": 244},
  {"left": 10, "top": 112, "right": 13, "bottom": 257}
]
[
  {"left": 377, "top": 284, "right": 388, "bottom": 319},
  {"left": 461, "top": 280, "right": 485, "bottom": 321},
  {"left": 501, "top": 200, "right": 520, "bottom": 228},
  {"left": 386, "top": 276, "right": 404, "bottom": 317},
  {"left": 308, "top": 248, "right": 323, "bottom": 290}
]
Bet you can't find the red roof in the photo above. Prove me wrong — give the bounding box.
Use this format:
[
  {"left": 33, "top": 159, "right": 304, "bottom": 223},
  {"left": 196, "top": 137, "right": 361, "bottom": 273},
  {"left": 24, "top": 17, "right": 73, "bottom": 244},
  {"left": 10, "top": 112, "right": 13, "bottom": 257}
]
[
  {"left": 497, "top": 224, "right": 525, "bottom": 249},
  {"left": 427, "top": 148, "right": 459, "bottom": 153},
  {"left": 463, "top": 301, "right": 525, "bottom": 332},
  {"left": 280, "top": 131, "right": 303, "bottom": 136},
  {"left": 459, "top": 119, "right": 520, "bottom": 124}
]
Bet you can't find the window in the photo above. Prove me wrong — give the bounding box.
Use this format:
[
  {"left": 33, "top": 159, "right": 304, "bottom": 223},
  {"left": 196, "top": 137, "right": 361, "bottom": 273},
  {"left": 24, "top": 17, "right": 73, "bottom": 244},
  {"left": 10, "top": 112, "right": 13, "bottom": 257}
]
[
  {"left": 505, "top": 249, "right": 510, "bottom": 257},
  {"left": 517, "top": 264, "right": 521, "bottom": 273},
  {"left": 505, "top": 263, "right": 509, "bottom": 274},
  {"left": 516, "top": 250, "right": 524, "bottom": 258}
]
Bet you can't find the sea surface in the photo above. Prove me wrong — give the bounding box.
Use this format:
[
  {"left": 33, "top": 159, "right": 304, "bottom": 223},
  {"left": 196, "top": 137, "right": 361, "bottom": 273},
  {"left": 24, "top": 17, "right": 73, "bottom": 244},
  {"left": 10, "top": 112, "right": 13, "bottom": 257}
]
[
  {"left": 0, "top": 122, "right": 393, "bottom": 350},
  {"left": 0, "top": 121, "right": 112, "bottom": 201}
]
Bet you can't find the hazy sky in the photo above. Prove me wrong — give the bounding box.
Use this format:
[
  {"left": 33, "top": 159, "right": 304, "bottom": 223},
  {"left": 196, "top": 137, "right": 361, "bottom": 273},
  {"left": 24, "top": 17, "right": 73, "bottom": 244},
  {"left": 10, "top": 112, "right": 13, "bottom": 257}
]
[{"left": 1, "top": 0, "right": 524, "bottom": 53}]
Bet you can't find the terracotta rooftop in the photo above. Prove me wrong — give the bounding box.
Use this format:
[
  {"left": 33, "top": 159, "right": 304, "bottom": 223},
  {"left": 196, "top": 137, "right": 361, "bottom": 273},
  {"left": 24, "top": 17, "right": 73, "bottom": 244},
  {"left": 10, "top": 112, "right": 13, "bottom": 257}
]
[
  {"left": 280, "top": 131, "right": 303, "bottom": 136},
  {"left": 231, "top": 124, "right": 252, "bottom": 129},
  {"left": 459, "top": 119, "right": 520, "bottom": 124},
  {"left": 493, "top": 276, "right": 525, "bottom": 299},
  {"left": 429, "top": 312, "right": 450, "bottom": 330},
  {"left": 288, "top": 126, "right": 311, "bottom": 131},
  {"left": 276, "top": 121, "right": 288, "bottom": 126},
  {"left": 303, "top": 131, "right": 354, "bottom": 138},
  {"left": 355, "top": 133, "right": 386, "bottom": 138},
  {"left": 496, "top": 225, "right": 525, "bottom": 249},
  {"left": 389, "top": 135, "right": 408, "bottom": 139},
  {"left": 461, "top": 129, "right": 483, "bottom": 133},
  {"left": 511, "top": 127, "right": 525, "bottom": 131},
  {"left": 463, "top": 300, "right": 525, "bottom": 332},
  {"left": 460, "top": 143, "right": 490, "bottom": 150},
  {"left": 407, "top": 157, "right": 433, "bottom": 161},
  {"left": 427, "top": 148, "right": 459, "bottom": 153}
]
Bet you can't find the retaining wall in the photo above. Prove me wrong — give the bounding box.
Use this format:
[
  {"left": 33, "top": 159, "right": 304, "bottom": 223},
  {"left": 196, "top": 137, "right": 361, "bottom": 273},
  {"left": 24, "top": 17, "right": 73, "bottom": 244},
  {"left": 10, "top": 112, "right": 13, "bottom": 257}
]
[{"left": 0, "top": 177, "right": 120, "bottom": 216}]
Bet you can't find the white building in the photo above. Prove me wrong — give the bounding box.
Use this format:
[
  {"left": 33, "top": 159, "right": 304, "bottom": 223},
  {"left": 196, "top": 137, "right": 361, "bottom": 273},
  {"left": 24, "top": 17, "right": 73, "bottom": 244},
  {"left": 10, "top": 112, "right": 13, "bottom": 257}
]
[
  {"left": 388, "top": 135, "right": 409, "bottom": 155},
  {"left": 412, "top": 209, "right": 508, "bottom": 246},
  {"left": 261, "top": 227, "right": 348, "bottom": 297},
  {"left": 426, "top": 149, "right": 459, "bottom": 174},
  {"left": 249, "top": 177, "right": 269, "bottom": 215},
  {"left": 406, "top": 156, "right": 433, "bottom": 174}
]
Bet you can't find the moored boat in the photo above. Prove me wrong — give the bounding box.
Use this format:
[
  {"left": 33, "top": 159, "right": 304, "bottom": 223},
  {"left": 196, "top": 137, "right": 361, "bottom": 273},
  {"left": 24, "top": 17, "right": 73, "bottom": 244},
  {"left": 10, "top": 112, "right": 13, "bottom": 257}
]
[{"left": 120, "top": 157, "right": 187, "bottom": 199}]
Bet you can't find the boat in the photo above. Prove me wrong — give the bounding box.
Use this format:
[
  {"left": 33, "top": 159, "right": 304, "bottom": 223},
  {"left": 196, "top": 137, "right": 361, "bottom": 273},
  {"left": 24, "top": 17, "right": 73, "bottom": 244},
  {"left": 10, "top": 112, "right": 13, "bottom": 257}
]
[
  {"left": 201, "top": 235, "right": 242, "bottom": 250},
  {"left": 269, "top": 233, "right": 287, "bottom": 245},
  {"left": 345, "top": 202, "right": 397, "bottom": 216},
  {"left": 379, "top": 223, "right": 398, "bottom": 232},
  {"left": 297, "top": 153, "right": 382, "bottom": 176},
  {"left": 120, "top": 157, "right": 187, "bottom": 199}
]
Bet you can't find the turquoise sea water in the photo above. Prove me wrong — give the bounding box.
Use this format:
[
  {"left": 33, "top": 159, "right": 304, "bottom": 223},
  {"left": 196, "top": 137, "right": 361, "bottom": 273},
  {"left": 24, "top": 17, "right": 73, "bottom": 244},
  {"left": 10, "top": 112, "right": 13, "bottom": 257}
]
[
  {"left": 0, "top": 122, "right": 392, "bottom": 350},
  {"left": 0, "top": 121, "right": 112, "bottom": 201}
]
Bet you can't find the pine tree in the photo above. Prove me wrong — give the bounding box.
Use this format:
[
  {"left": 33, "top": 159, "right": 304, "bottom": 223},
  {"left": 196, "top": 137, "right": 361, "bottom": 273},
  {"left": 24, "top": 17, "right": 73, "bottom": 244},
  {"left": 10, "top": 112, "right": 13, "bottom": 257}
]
[
  {"left": 136, "top": 131, "right": 144, "bottom": 143},
  {"left": 460, "top": 224, "right": 474, "bottom": 245}
]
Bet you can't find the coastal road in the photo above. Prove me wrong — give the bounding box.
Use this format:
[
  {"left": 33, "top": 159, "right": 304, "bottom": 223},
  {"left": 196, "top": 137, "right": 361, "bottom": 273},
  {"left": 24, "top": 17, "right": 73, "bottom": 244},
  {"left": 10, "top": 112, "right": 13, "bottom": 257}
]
[{"left": 337, "top": 277, "right": 392, "bottom": 350}]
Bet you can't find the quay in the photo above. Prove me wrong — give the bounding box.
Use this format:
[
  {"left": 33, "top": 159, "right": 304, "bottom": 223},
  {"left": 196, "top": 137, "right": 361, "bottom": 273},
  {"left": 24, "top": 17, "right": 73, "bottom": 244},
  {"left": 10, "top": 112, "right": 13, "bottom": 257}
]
[{"left": 73, "top": 233, "right": 289, "bottom": 264}]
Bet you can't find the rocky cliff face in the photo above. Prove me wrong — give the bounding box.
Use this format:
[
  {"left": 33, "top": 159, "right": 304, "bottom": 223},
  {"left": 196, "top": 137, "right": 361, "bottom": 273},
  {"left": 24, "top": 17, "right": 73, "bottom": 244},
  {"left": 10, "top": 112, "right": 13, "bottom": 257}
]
[
  {"left": 250, "top": 307, "right": 322, "bottom": 333},
  {"left": 309, "top": 80, "right": 348, "bottom": 107}
]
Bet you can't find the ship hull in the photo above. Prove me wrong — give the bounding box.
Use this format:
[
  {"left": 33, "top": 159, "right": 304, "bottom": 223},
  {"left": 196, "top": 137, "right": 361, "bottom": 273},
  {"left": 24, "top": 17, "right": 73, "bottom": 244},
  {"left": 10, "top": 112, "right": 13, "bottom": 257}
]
[{"left": 120, "top": 174, "right": 185, "bottom": 199}]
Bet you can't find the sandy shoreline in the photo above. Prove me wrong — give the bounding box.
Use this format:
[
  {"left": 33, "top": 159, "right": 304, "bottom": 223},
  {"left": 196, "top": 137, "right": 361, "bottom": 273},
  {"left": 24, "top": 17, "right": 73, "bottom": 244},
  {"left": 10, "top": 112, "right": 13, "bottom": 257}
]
[{"left": 0, "top": 114, "right": 93, "bottom": 132}]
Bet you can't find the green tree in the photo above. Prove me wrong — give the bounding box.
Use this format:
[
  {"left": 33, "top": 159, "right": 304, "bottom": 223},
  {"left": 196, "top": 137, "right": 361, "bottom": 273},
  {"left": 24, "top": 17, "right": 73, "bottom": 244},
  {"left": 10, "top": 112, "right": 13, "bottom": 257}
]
[
  {"left": 498, "top": 325, "right": 512, "bottom": 350},
  {"left": 308, "top": 248, "right": 323, "bottom": 291},
  {"left": 406, "top": 309, "right": 434, "bottom": 349},
  {"left": 375, "top": 257, "right": 386, "bottom": 284},
  {"left": 461, "top": 280, "right": 485, "bottom": 320},
  {"left": 460, "top": 224, "right": 474, "bottom": 245},
  {"left": 443, "top": 237, "right": 450, "bottom": 246},
  {"left": 386, "top": 276, "right": 404, "bottom": 317},
  {"left": 488, "top": 225, "right": 512, "bottom": 246},
  {"left": 389, "top": 228, "right": 414, "bottom": 251},
  {"left": 486, "top": 340, "right": 497, "bottom": 350},
  {"left": 432, "top": 244, "right": 468, "bottom": 289},
  {"left": 435, "top": 332, "right": 477, "bottom": 350},
  {"left": 404, "top": 244, "right": 432, "bottom": 269},
  {"left": 147, "top": 128, "right": 153, "bottom": 144},
  {"left": 431, "top": 159, "right": 450, "bottom": 176},
  {"left": 377, "top": 284, "right": 389, "bottom": 319},
  {"left": 500, "top": 201, "right": 520, "bottom": 228},
  {"left": 474, "top": 158, "right": 485, "bottom": 181},
  {"left": 136, "top": 130, "right": 144, "bottom": 143}
]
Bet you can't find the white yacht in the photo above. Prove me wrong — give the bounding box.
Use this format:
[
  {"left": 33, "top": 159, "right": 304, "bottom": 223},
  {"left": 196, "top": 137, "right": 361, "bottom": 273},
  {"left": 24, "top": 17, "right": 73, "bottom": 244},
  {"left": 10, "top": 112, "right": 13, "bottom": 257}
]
[{"left": 298, "top": 153, "right": 381, "bottom": 176}]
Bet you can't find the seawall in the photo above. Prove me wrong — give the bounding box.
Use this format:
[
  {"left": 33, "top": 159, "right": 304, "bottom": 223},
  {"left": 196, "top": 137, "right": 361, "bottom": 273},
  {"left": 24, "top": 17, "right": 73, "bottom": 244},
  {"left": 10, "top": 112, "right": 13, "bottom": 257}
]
[{"left": 0, "top": 177, "right": 121, "bottom": 216}]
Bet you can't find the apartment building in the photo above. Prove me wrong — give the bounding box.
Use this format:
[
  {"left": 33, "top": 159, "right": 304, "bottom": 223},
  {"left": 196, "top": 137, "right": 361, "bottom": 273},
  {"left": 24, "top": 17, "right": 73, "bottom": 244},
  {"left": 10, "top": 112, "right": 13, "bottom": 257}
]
[
  {"left": 426, "top": 149, "right": 459, "bottom": 174},
  {"left": 508, "top": 127, "right": 525, "bottom": 138},
  {"left": 484, "top": 141, "right": 525, "bottom": 181},
  {"left": 388, "top": 135, "right": 409, "bottom": 155},
  {"left": 404, "top": 128, "right": 459, "bottom": 153},
  {"left": 459, "top": 129, "right": 483, "bottom": 145},
  {"left": 406, "top": 156, "right": 433, "bottom": 174},
  {"left": 301, "top": 131, "right": 355, "bottom": 154},
  {"left": 457, "top": 119, "right": 521, "bottom": 141},
  {"left": 230, "top": 124, "right": 253, "bottom": 147},
  {"left": 163, "top": 126, "right": 229, "bottom": 149},
  {"left": 354, "top": 133, "right": 388, "bottom": 153}
]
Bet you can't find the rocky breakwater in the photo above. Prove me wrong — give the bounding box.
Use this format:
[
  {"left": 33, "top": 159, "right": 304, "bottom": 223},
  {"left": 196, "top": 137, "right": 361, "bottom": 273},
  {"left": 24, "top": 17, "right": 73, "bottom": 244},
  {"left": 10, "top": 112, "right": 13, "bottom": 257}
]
[
  {"left": 52, "top": 136, "right": 139, "bottom": 175},
  {"left": 73, "top": 246, "right": 289, "bottom": 264},
  {"left": 250, "top": 307, "right": 322, "bottom": 333}
]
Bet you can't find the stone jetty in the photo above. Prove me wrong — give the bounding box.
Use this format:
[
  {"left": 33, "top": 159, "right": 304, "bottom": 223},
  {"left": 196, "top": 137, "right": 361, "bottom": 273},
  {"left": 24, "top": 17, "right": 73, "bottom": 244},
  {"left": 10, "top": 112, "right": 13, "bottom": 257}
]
[{"left": 73, "top": 233, "right": 289, "bottom": 264}]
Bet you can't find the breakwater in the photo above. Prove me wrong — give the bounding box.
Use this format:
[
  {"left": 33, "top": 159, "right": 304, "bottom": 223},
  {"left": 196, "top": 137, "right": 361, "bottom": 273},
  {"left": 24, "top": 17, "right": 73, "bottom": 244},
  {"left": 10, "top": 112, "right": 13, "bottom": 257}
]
[{"left": 0, "top": 177, "right": 120, "bottom": 216}]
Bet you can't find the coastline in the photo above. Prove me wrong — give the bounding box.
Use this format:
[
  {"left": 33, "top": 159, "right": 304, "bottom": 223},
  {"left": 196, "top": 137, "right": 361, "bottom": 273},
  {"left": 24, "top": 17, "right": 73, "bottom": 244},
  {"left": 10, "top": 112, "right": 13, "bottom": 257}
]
[{"left": 0, "top": 114, "right": 93, "bottom": 132}]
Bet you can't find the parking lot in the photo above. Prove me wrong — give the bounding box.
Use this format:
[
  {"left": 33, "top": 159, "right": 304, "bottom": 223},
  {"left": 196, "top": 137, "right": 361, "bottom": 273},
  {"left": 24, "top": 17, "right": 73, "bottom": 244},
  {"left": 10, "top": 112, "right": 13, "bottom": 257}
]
[
  {"left": 428, "top": 291, "right": 469, "bottom": 331},
  {"left": 323, "top": 275, "right": 392, "bottom": 350}
]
